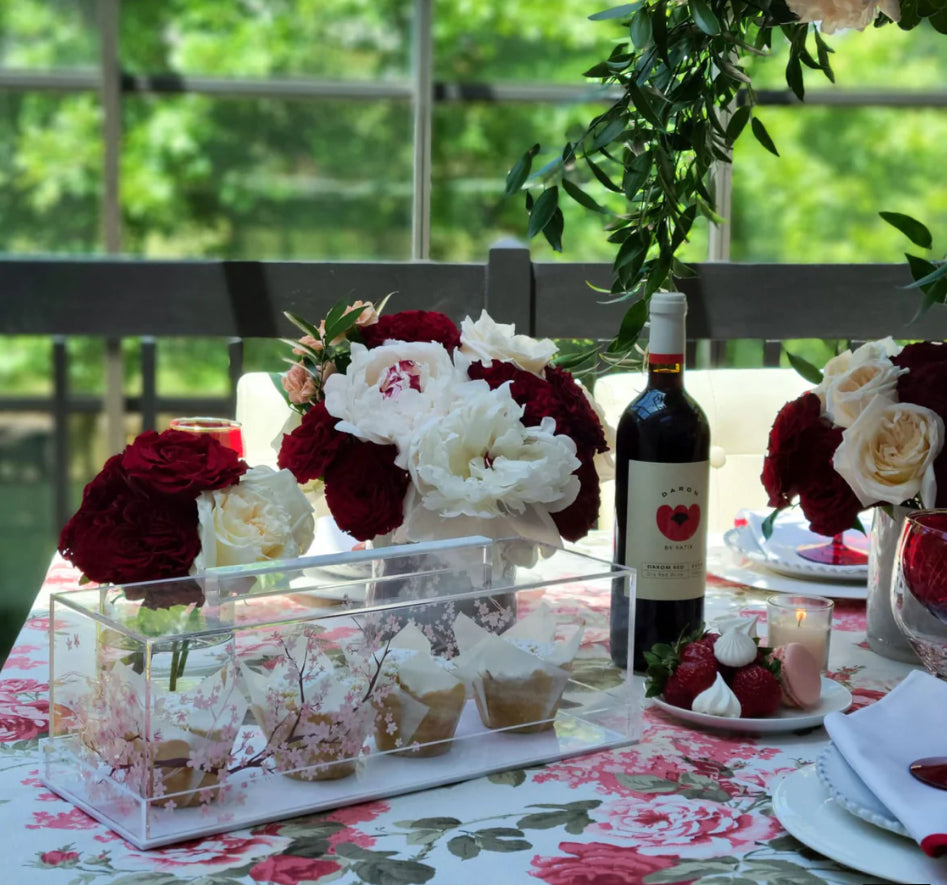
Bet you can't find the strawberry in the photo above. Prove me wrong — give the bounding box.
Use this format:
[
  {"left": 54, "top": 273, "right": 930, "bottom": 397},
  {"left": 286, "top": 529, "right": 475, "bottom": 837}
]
[
  {"left": 662, "top": 659, "right": 718, "bottom": 710},
  {"left": 730, "top": 664, "right": 782, "bottom": 718},
  {"left": 680, "top": 633, "right": 719, "bottom": 664}
]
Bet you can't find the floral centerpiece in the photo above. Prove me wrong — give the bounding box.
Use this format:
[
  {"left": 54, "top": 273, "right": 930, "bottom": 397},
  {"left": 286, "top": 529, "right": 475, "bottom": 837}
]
[
  {"left": 761, "top": 338, "right": 947, "bottom": 536},
  {"left": 276, "top": 300, "right": 613, "bottom": 550},
  {"left": 59, "top": 428, "right": 315, "bottom": 585}
]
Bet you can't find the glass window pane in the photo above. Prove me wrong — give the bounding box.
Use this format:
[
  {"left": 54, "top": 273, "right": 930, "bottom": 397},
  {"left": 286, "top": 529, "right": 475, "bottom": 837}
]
[
  {"left": 731, "top": 104, "right": 947, "bottom": 263},
  {"left": 121, "top": 0, "right": 412, "bottom": 80},
  {"left": 121, "top": 95, "right": 413, "bottom": 260},
  {"left": 0, "top": 92, "right": 102, "bottom": 255},
  {"left": 0, "top": 0, "right": 98, "bottom": 69}
]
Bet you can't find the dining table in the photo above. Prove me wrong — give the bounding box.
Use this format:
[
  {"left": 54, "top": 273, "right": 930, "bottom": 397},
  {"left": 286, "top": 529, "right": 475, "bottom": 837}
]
[{"left": 0, "top": 535, "right": 934, "bottom": 885}]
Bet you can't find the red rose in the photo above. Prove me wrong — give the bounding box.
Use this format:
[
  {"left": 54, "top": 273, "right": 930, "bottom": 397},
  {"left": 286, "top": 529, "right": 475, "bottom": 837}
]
[
  {"left": 900, "top": 510, "right": 947, "bottom": 619},
  {"left": 278, "top": 402, "right": 349, "bottom": 483},
  {"left": 895, "top": 342, "right": 947, "bottom": 423},
  {"left": 249, "top": 855, "right": 341, "bottom": 885},
  {"left": 39, "top": 850, "right": 81, "bottom": 868},
  {"left": 58, "top": 457, "right": 201, "bottom": 584},
  {"left": 552, "top": 457, "right": 601, "bottom": 542},
  {"left": 359, "top": 310, "right": 461, "bottom": 351},
  {"left": 468, "top": 362, "right": 607, "bottom": 460},
  {"left": 324, "top": 441, "right": 409, "bottom": 541},
  {"left": 762, "top": 392, "right": 862, "bottom": 536},
  {"left": 0, "top": 698, "right": 48, "bottom": 741},
  {"left": 122, "top": 429, "right": 246, "bottom": 497},
  {"left": 530, "top": 841, "right": 686, "bottom": 885}
]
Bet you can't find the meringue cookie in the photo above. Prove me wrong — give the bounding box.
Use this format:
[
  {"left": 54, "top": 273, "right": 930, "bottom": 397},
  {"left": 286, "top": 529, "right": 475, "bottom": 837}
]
[
  {"left": 692, "top": 672, "right": 742, "bottom": 718},
  {"left": 713, "top": 615, "right": 758, "bottom": 639},
  {"left": 714, "top": 626, "right": 758, "bottom": 668}
]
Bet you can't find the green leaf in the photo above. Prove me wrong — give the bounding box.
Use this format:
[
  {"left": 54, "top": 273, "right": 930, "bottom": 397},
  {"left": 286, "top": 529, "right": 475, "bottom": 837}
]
[
  {"left": 750, "top": 116, "right": 780, "bottom": 157},
  {"left": 761, "top": 509, "right": 779, "bottom": 541},
  {"left": 585, "top": 155, "right": 623, "bottom": 193},
  {"left": 562, "top": 178, "right": 607, "bottom": 214},
  {"left": 399, "top": 817, "right": 461, "bottom": 830},
  {"left": 785, "top": 55, "right": 804, "bottom": 101},
  {"left": 786, "top": 350, "right": 823, "bottom": 385},
  {"left": 505, "top": 144, "right": 539, "bottom": 196},
  {"left": 542, "top": 207, "right": 565, "bottom": 252},
  {"left": 447, "top": 835, "right": 480, "bottom": 860},
  {"left": 813, "top": 28, "right": 835, "bottom": 82},
  {"left": 351, "top": 859, "right": 436, "bottom": 885},
  {"left": 689, "top": 0, "right": 721, "bottom": 35},
  {"left": 527, "top": 187, "right": 559, "bottom": 240},
  {"left": 615, "top": 773, "right": 679, "bottom": 793},
  {"left": 516, "top": 811, "right": 574, "bottom": 829},
  {"left": 487, "top": 769, "right": 527, "bottom": 787},
  {"left": 333, "top": 844, "right": 398, "bottom": 861},
  {"left": 724, "top": 105, "right": 751, "bottom": 143},
  {"left": 628, "top": 82, "right": 664, "bottom": 129},
  {"left": 589, "top": 3, "right": 642, "bottom": 21},
  {"left": 630, "top": 10, "right": 652, "bottom": 48},
  {"left": 880, "top": 211, "right": 933, "bottom": 249},
  {"left": 477, "top": 835, "right": 533, "bottom": 852}
]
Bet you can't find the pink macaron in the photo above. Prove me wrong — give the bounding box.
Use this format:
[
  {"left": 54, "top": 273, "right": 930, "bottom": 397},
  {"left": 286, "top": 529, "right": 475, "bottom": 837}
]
[{"left": 772, "top": 642, "right": 822, "bottom": 709}]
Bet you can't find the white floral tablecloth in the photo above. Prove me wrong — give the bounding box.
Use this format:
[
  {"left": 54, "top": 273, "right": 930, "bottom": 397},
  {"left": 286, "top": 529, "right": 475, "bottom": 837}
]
[{"left": 0, "top": 555, "right": 920, "bottom": 885}]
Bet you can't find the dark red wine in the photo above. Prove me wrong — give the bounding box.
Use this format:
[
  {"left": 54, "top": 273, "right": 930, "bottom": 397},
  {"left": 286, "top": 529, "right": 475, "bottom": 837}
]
[{"left": 610, "top": 293, "right": 710, "bottom": 671}]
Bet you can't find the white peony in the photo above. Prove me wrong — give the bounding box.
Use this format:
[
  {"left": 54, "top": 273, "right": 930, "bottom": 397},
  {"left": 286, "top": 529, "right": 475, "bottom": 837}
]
[
  {"left": 459, "top": 310, "right": 557, "bottom": 375},
  {"left": 322, "top": 341, "right": 459, "bottom": 466},
  {"left": 400, "top": 381, "right": 580, "bottom": 545},
  {"left": 193, "top": 466, "right": 315, "bottom": 570},
  {"left": 832, "top": 398, "right": 944, "bottom": 508},
  {"left": 785, "top": 0, "right": 900, "bottom": 34},
  {"left": 815, "top": 337, "right": 905, "bottom": 428}
]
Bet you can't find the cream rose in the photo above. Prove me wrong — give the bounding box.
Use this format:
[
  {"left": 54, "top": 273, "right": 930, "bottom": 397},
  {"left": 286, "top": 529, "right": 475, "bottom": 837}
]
[
  {"left": 815, "top": 338, "right": 905, "bottom": 428},
  {"left": 193, "top": 466, "right": 315, "bottom": 570},
  {"left": 832, "top": 398, "right": 944, "bottom": 507},
  {"left": 785, "top": 0, "right": 900, "bottom": 34},
  {"left": 459, "top": 310, "right": 557, "bottom": 375}
]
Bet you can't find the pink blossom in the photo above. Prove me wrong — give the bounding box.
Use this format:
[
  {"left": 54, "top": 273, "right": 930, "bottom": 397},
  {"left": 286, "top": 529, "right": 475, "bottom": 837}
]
[{"left": 249, "top": 854, "right": 342, "bottom": 884}]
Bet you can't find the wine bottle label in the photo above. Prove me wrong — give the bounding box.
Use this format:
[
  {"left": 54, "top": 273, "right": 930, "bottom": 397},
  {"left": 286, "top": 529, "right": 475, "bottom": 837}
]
[{"left": 623, "top": 459, "right": 709, "bottom": 601}]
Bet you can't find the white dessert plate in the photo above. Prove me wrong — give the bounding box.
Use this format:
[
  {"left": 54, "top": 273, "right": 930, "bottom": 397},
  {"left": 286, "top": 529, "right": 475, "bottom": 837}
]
[
  {"left": 708, "top": 552, "right": 868, "bottom": 600},
  {"left": 816, "top": 743, "right": 908, "bottom": 837},
  {"left": 651, "top": 677, "right": 851, "bottom": 733},
  {"left": 724, "top": 516, "right": 868, "bottom": 582},
  {"left": 772, "top": 766, "right": 945, "bottom": 885}
]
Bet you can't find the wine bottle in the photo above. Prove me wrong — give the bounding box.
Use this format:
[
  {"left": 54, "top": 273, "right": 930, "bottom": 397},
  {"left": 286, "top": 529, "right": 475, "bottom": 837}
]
[{"left": 610, "top": 292, "right": 710, "bottom": 671}]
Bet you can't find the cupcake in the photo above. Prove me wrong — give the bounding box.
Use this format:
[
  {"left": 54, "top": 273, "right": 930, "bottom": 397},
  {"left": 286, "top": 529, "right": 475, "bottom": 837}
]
[
  {"left": 242, "top": 635, "right": 371, "bottom": 781},
  {"left": 372, "top": 624, "right": 466, "bottom": 757},
  {"left": 453, "top": 605, "right": 583, "bottom": 734}
]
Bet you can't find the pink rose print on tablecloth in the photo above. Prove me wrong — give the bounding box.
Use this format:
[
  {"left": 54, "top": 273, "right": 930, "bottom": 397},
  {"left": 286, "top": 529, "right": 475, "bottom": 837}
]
[
  {"left": 530, "top": 841, "right": 690, "bottom": 885},
  {"left": 249, "top": 854, "right": 342, "bottom": 884},
  {"left": 37, "top": 849, "right": 81, "bottom": 868},
  {"left": 0, "top": 699, "right": 49, "bottom": 741},
  {"left": 590, "top": 793, "right": 781, "bottom": 859},
  {"left": 122, "top": 834, "right": 289, "bottom": 873}
]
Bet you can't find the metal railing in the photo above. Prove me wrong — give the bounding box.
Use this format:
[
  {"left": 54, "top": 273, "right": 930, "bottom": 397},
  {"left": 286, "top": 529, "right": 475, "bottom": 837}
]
[{"left": 3, "top": 242, "right": 947, "bottom": 530}]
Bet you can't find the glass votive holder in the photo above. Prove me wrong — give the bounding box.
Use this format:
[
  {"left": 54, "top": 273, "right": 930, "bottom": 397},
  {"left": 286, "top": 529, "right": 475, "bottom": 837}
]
[
  {"left": 766, "top": 594, "right": 834, "bottom": 672},
  {"left": 168, "top": 417, "right": 244, "bottom": 456}
]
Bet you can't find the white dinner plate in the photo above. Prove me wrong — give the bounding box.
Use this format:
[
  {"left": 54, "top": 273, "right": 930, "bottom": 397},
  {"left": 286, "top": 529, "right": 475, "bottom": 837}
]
[
  {"left": 816, "top": 743, "right": 908, "bottom": 837},
  {"left": 708, "top": 552, "right": 868, "bottom": 600},
  {"left": 650, "top": 677, "right": 852, "bottom": 733},
  {"left": 772, "top": 766, "right": 947, "bottom": 885},
  {"left": 724, "top": 522, "right": 868, "bottom": 583}
]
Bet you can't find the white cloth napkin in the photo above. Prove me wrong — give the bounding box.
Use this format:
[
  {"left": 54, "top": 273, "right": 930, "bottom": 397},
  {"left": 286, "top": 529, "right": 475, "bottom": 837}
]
[{"left": 825, "top": 670, "right": 947, "bottom": 857}]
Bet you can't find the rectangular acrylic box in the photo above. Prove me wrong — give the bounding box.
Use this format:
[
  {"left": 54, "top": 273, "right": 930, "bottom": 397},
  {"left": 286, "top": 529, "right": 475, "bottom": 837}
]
[{"left": 41, "top": 536, "right": 638, "bottom": 848}]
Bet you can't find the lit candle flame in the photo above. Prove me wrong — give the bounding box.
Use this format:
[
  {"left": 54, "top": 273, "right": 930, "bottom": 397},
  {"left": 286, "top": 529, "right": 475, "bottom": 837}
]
[{"left": 795, "top": 608, "right": 807, "bottom": 627}]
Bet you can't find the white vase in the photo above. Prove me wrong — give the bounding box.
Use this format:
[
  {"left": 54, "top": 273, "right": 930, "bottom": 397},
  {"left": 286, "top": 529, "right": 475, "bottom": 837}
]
[{"left": 866, "top": 505, "right": 920, "bottom": 663}]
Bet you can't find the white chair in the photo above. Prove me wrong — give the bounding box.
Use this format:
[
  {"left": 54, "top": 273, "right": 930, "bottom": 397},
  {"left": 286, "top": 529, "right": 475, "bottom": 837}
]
[
  {"left": 235, "top": 373, "right": 296, "bottom": 469},
  {"left": 593, "top": 368, "right": 811, "bottom": 535}
]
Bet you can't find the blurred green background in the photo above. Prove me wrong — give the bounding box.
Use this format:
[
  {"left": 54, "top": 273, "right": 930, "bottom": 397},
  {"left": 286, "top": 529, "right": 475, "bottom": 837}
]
[{"left": 1, "top": 1, "right": 945, "bottom": 662}]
